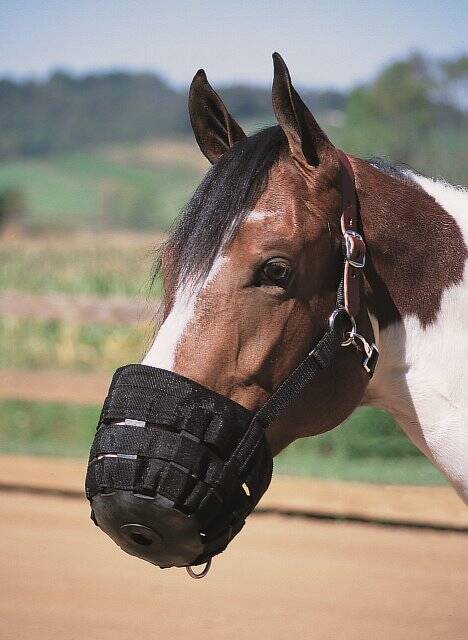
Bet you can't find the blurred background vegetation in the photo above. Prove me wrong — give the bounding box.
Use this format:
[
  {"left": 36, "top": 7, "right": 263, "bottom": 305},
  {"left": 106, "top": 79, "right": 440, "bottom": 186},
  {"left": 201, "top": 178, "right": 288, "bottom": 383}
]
[
  {"left": 0, "top": 52, "right": 466, "bottom": 232},
  {"left": 1, "top": 51, "right": 466, "bottom": 485}
]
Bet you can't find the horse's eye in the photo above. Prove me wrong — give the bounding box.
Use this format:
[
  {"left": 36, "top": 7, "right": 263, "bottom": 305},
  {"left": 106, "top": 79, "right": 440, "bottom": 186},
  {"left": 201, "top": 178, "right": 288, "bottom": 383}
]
[{"left": 260, "top": 258, "right": 292, "bottom": 288}]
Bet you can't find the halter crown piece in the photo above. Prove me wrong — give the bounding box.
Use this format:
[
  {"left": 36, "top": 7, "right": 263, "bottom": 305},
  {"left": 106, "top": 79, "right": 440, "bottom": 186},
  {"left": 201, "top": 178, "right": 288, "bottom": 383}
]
[{"left": 85, "top": 150, "right": 378, "bottom": 579}]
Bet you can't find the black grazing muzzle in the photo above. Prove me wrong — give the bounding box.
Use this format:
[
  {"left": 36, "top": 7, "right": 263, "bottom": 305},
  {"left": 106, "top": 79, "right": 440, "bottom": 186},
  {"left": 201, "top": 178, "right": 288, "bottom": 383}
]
[
  {"left": 85, "top": 315, "right": 375, "bottom": 570},
  {"left": 85, "top": 365, "right": 273, "bottom": 569}
]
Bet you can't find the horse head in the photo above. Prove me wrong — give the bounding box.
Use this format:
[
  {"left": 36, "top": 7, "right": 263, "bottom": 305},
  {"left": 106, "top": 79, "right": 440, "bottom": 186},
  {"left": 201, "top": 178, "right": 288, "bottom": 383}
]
[
  {"left": 146, "top": 53, "right": 375, "bottom": 452},
  {"left": 86, "top": 54, "right": 378, "bottom": 573}
]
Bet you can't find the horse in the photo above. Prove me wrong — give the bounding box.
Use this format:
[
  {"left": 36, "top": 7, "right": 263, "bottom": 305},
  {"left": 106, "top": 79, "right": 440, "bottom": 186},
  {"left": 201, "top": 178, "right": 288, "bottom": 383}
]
[{"left": 140, "top": 52, "right": 468, "bottom": 507}]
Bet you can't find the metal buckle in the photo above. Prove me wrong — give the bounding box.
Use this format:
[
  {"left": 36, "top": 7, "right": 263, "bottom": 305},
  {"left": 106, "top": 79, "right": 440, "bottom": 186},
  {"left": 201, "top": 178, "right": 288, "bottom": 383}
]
[
  {"left": 362, "top": 343, "right": 379, "bottom": 376},
  {"left": 343, "top": 230, "right": 366, "bottom": 268},
  {"left": 348, "top": 330, "right": 379, "bottom": 377}
]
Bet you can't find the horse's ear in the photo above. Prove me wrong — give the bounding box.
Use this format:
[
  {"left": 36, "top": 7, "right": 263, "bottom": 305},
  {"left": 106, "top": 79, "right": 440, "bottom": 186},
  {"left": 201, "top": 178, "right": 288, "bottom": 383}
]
[
  {"left": 189, "top": 69, "right": 246, "bottom": 164},
  {"left": 272, "top": 52, "right": 335, "bottom": 167}
]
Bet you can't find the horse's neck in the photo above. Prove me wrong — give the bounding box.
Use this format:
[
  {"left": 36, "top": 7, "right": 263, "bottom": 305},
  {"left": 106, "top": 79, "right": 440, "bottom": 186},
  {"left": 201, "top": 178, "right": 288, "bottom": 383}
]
[{"left": 355, "top": 160, "right": 468, "bottom": 500}]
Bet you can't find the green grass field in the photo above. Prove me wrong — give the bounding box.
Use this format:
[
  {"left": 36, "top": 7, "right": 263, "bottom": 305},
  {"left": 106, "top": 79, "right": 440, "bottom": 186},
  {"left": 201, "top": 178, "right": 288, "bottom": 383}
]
[
  {"left": 0, "top": 143, "right": 203, "bottom": 231},
  {"left": 0, "top": 235, "right": 162, "bottom": 296},
  {"left": 0, "top": 318, "right": 148, "bottom": 371}
]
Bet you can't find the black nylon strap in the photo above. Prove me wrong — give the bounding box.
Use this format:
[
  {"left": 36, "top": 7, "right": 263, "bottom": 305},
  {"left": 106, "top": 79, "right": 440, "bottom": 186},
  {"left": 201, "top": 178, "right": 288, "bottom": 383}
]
[
  {"left": 216, "top": 322, "right": 351, "bottom": 507},
  {"left": 252, "top": 328, "right": 343, "bottom": 428},
  {"left": 250, "top": 271, "right": 348, "bottom": 431}
]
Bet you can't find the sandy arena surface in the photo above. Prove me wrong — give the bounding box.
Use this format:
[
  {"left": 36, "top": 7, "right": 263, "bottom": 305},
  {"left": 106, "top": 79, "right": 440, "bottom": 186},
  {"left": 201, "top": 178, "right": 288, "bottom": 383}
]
[{"left": 1, "top": 491, "right": 467, "bottom": 640}]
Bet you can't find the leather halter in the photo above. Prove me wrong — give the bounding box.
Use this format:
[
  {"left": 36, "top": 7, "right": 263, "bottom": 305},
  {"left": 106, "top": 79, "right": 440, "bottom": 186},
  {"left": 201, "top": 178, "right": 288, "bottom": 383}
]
[{"left": 336, "top": 149, "right": 366, "bottom": 319}]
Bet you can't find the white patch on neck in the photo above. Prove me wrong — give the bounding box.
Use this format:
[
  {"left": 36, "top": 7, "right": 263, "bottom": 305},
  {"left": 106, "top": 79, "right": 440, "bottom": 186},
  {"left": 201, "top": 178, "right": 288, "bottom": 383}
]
[
  {"left": 142, "top": 254, "right": 228, "bottom": 371},
  {"left": 411, "top": 173, "right": 468, "bottom": 244},
  {"left": 365, "top": 173, "right": 468, "bottom": 501}
]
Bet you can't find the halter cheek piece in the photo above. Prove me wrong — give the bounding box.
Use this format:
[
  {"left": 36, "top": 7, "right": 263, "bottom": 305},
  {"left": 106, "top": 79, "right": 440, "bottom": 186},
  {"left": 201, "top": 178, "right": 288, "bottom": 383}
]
[
  {"left": 334, "top": 150, "right": 379, "bottom": 374},
  {"left": 244, "top": 151, "right": 378, "bottom": 429},
  {"left": 85, "top": 151, "right": 378, "bottom": 578}
]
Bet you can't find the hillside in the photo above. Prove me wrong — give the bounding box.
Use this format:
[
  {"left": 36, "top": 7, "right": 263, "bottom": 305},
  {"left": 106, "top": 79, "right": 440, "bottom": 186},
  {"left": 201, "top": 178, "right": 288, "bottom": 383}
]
[
  {"left": 0, "top": 141, "right": 204, "bottom": 231},
  {"left": 0, "top": 70, "right": 344, "bottom": 158},
  {"left": 0, "top": 53, "right": 466, "bottom": 231}
]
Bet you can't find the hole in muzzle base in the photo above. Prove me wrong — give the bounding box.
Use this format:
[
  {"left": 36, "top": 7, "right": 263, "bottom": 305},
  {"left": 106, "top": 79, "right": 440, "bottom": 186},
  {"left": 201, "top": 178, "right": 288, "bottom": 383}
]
[
  {"left": 120, "top": 523, "right": 162, "bottom": 548},
  {"left": 92, "top": 492, "right": 207, "bottom": 568},
  {"left": 131, "top": 532, "right": 153, "bottom": 546}
]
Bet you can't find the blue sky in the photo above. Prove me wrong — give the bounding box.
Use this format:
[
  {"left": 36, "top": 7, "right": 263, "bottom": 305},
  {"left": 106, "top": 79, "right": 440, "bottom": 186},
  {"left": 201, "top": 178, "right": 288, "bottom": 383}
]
[{"left": 1, "top": 0, "right": 466, "bottom": 89}]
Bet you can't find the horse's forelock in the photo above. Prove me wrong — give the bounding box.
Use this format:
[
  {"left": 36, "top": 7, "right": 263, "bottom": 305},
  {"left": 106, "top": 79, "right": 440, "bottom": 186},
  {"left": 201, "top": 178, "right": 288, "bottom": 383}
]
[{"left": 160, "top": 126, "right": 288, "bottom": 290}]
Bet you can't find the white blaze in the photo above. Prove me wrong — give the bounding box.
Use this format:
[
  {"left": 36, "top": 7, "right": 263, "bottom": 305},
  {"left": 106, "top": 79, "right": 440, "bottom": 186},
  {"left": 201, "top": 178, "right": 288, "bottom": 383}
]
[
  {"left": 142, "top": 285, "right": 198, "bottom": 371},
  {"left": 142, "top": 254, "right": 228, "bottom": 371},
  {"left": 142, "top": 210, "right": 272, "bottom": 371},
  {"left": 248, "top": 209, "right": 276, "bottom": 222}
]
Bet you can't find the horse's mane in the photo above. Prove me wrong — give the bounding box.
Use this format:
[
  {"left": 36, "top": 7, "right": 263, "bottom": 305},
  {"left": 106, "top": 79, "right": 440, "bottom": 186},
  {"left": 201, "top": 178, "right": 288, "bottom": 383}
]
[
  {"left": 156, "top": 125, "right": 288, "bottom": 289},
  {"left": 369, "top": 157, "right": 417, "bottom": 184}
]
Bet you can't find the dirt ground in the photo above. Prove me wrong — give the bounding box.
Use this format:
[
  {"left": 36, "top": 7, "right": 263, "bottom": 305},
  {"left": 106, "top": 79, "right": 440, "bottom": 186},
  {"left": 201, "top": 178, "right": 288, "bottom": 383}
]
[
  {"left": 1, "top": 491, "right": 467, "bottom": 640},
  {"left": 0, "top": 369, "right": 110, "bottom": 405},
  {"left": 2, "top": 455, "right": 467, "bottom": 528}
]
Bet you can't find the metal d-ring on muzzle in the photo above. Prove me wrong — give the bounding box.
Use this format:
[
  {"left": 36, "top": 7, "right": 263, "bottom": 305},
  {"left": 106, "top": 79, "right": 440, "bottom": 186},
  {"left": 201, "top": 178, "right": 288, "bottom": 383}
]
[{"left": 85, "top": 365, "right": 273, "bottom": 572}]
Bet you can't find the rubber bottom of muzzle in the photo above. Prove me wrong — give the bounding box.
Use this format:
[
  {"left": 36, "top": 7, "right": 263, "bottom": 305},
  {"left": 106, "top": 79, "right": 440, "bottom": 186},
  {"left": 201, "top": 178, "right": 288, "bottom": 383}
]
[
  {"left": 86, "top": 365, "right": 273, "bottom": 569},
  {"left": 91, "top": 491, "right": 204, "bottom": 568}
]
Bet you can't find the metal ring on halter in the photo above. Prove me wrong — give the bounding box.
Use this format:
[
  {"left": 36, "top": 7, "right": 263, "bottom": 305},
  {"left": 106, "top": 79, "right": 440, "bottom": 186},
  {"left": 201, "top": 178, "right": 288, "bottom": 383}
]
[
  {"left": 329, "top": 308, "right": 356, "bottom": 347},
  {"left": 186, "top": 558, "right": 212, "bottom": 579},
  {"left": 347, "top": 330, "right": 372, "bottom": 358}
]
